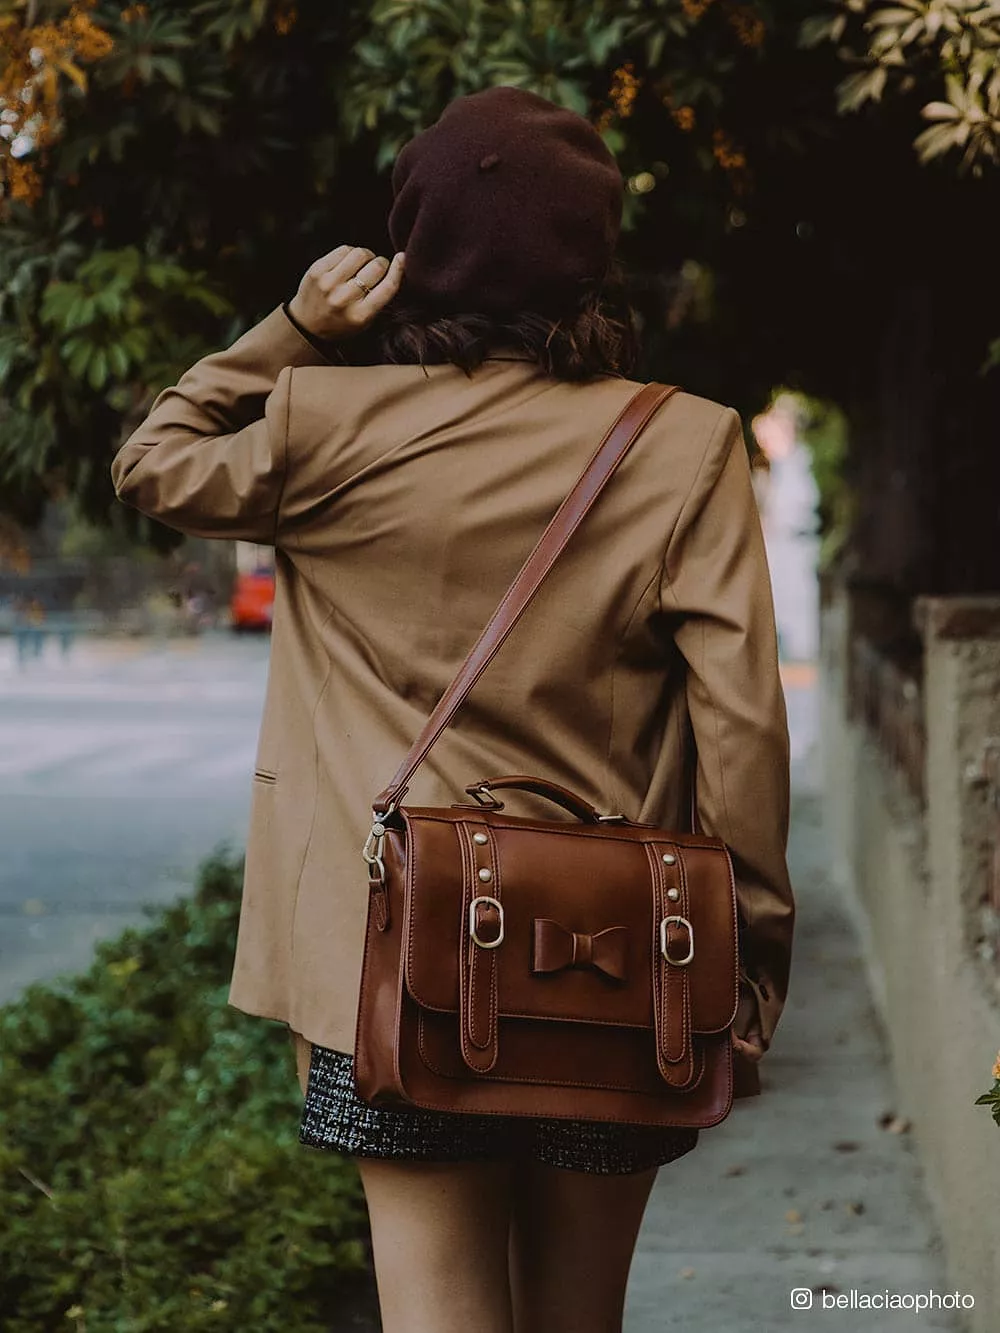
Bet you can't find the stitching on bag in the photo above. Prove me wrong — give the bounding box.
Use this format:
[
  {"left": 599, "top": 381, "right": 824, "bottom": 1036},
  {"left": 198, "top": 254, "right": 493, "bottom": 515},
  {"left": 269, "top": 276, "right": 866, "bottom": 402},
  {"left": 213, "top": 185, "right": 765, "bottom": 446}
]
[
  {"left": 456, "top": 822, "right": 477, "bottom": 1068},
  {"left": 646, "top": 845, "right": 657, "bottom": 1071},
  {"left": 654, "top": 844, "right": 670, "bottom": 1076},
  {"left": 724, "top": 846, "right": 740, "bottom": 1024},
  {"left": 414, "top": 1015, "right": 716, "bottom": 1115},
  {"left": 680, "top": 847, "right": 694, "bottom": 1074},
  {"left": 671, "top": 844, "right": 694, "bottom": 1078},
  {"left": 662, "top": 842, "right": 689, "bottom": 1071},
  {"left": 484, "top": 823, "right": 501, "bottom": 1063},
  {"left": 416, "top": 1013, "right": 714, "bottom": 1098},
  {"left": 467, "top": 821, "right": 498, "bottom": 1066},
  {"left": 416, "top": 1016, "right": 654, "bottom": 1095},
  {"left": 403, "top": 811, "right": 421, "bottom": 1001},
  {"left": 408, "top": 812, "right": 721, "bottom": 848}
]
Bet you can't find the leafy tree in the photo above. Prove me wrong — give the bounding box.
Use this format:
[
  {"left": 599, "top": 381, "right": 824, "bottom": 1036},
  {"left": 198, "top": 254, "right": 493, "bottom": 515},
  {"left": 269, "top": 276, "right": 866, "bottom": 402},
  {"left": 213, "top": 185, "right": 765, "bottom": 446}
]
[
  {"left": 807, "top": 0, "right": 1000, "bottom": 172},
  {"left": 0, "top": 0, "right": 997, "bottom": 590}
]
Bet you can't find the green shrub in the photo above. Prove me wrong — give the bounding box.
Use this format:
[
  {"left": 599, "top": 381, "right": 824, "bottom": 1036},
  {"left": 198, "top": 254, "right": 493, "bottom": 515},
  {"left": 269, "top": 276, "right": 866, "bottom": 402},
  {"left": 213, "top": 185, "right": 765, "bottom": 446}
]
[{"left": 0, "top": 851, "right": 372, "bottom": 1332}]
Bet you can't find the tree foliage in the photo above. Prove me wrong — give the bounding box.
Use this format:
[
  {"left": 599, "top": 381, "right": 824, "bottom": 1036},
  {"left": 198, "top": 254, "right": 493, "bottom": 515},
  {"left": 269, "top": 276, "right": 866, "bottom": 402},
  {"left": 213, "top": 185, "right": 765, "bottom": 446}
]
[
  {"left": 0, "top": 0, "right": 997, "bottom": 576},
  {"left": 806, "top": 0, "right": 1000, "bottom": 172}
]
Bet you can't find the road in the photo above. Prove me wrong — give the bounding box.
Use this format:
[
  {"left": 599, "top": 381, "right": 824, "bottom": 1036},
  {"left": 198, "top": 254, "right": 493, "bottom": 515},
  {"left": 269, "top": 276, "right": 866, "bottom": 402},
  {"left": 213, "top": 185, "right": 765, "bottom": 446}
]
[{"left": 0, "top": 633, "right": 269, "bottom": 1004}]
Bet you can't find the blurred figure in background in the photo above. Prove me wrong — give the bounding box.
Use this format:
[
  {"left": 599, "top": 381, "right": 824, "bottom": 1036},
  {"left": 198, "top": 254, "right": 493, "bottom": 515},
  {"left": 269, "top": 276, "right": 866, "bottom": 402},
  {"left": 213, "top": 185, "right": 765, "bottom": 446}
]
[{"left": 754, "top": 396, "right": 820, "bottom": 663}]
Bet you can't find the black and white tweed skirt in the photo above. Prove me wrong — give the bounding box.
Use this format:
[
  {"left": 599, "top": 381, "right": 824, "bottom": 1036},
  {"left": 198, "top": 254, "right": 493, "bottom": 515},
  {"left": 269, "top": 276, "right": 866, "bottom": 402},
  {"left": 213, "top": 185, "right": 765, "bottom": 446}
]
[{"left": 298, "top": 1043, "right": 698, "bottom": 1176}]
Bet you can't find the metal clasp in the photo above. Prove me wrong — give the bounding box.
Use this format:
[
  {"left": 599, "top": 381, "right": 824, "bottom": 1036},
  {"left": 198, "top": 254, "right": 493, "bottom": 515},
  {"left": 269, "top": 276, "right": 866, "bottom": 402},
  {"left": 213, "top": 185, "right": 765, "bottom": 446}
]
[
  {"left": 469, "top": 895, "right": 505, "bottom": 949},
  {"left": 361, "top": 803, "right": 396, "bottom": 883},
  {"left": 469, "top": 784, "right": 505, "bottom": 811},
  {"left": 660, "top": 915, "right": 695, "bottom": 966}
]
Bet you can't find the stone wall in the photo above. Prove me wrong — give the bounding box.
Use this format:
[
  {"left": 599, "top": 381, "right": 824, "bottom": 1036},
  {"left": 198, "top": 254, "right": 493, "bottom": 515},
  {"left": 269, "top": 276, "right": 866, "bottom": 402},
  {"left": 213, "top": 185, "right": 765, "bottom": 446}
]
[{"left": 821, "top": 585, "right": 1000, "bottom": 1331}]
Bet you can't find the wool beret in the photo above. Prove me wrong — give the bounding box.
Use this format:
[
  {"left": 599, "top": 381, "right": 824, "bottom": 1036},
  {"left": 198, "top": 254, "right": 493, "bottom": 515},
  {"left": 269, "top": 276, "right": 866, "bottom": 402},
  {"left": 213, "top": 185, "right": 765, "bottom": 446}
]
[{"left": 388, "top": 86, "right": 623, "bottom": 316}]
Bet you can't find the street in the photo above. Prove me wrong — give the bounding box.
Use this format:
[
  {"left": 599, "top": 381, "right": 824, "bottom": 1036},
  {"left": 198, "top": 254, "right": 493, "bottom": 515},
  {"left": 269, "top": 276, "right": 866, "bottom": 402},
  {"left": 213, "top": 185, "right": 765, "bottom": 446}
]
[{"left": 0, "top": 633, "right": 268, "bottom": 1004}]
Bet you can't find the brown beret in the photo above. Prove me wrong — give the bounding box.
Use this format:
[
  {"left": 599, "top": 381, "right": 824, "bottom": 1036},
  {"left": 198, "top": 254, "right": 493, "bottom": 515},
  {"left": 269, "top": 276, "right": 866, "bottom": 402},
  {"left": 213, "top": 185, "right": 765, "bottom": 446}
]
[{"left": 388, "top": 86, "right": 623, "bottom": 316}]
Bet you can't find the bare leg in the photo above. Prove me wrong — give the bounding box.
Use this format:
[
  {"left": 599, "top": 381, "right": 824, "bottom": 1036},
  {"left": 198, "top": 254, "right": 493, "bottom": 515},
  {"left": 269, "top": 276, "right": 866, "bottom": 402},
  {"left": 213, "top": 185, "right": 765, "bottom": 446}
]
[
  {"left": 509, "top": 1159, "right": 657, "bottom": 1333},
  {"left": 358, "top": 1158, "right": 515, "bottom": 1333}
]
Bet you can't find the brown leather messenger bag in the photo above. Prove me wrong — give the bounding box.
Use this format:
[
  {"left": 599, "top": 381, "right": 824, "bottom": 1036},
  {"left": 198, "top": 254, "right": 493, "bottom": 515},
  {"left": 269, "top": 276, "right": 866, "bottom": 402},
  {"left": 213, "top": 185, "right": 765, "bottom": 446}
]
[{"left": 355, "top": 382, "right": 740, "bottom": 1129}]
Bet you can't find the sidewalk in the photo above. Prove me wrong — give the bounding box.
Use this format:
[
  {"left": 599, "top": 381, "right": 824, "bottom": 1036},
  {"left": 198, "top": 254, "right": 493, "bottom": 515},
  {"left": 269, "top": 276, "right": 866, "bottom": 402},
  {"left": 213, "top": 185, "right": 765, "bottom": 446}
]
[{"left": 626, "top": 671, "right": 961, "bottom": 1332}]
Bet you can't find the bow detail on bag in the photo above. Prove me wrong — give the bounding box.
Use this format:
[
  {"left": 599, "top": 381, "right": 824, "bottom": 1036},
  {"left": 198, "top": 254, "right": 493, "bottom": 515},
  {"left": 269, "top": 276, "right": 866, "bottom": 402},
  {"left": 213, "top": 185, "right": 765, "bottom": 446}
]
[{"left": 531, "top": 918, "right": 629, "bottom": 982}]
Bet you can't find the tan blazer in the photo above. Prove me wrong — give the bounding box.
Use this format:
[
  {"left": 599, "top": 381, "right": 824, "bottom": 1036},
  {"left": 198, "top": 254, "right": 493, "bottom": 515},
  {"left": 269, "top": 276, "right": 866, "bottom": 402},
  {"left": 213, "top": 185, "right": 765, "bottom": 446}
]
[{"left": 112, "top": 308, "right": 794, "bottom": 1075}]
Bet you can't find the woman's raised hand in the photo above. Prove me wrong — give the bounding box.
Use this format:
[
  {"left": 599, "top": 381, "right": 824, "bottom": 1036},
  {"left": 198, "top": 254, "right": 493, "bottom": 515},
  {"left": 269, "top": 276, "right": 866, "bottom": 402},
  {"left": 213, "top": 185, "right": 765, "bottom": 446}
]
[{"left": 287, "top": 245, "right": 405, "bottom": 341}]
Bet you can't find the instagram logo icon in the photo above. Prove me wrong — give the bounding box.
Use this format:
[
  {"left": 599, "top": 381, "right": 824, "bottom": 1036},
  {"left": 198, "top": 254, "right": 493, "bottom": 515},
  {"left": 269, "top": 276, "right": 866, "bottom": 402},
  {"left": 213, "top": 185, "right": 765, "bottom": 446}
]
[{"left": 790, "top": 1288, "right": 814, "bottom": 1310}]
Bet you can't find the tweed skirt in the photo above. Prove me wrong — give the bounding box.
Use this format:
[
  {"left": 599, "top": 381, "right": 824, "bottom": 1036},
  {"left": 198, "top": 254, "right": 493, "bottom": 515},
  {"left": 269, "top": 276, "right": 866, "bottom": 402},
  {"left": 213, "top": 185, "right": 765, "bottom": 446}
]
[{"left": 294, "top": 1036, "right": 698, "bottom": 1176}]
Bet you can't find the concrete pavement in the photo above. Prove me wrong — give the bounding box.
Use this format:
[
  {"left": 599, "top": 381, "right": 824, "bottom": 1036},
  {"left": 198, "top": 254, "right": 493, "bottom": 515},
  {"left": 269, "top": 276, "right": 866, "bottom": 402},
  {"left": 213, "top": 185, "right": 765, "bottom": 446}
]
[{"left": 626, "top": 669, "right": 963, "bottom": 1332}]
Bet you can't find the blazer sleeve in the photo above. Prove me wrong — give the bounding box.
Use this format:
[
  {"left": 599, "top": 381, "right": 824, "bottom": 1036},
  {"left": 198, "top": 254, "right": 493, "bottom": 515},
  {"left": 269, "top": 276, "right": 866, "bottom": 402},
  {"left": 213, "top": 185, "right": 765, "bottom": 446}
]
[
  {"left": 660, "top": 406, "right": 795, "bottom": 1050},
  {"left": 110, "top": 307, "right": 333, "bottom": 542}
]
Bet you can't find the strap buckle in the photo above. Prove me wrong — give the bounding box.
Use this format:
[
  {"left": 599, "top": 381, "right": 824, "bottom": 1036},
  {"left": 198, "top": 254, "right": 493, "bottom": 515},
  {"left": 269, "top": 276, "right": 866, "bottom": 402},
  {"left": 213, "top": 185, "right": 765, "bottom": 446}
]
[
  {"left": 660, "top": 915, "right": 695, "bottom": 966},
  {"left": 469, "top": 896, "right": 505, "bottom": 949}
]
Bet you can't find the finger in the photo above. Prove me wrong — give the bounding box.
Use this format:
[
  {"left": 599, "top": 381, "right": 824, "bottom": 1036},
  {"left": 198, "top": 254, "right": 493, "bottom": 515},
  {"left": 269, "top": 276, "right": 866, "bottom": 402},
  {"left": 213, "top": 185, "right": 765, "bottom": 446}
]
[
  {"left": 336, "top": 255, "right": 391, "bottom": 304},
  {"left": 733, "top": 1040, "right": 764, "bottom": 1063},
  {"left": 356, "top": 252, "right": 405, "bottom": 316},
  {"left": 308, "top": 245, "right": 353, "bottom": 279},
  {"left": 354, "top": 255, "right": 391, "bottom": 292},
  {"left": 732, "top": 1033, "right": 765, "bottom": 1061},
  {"left": 319, "top": 246, "right": 376, "bottom": 293}
]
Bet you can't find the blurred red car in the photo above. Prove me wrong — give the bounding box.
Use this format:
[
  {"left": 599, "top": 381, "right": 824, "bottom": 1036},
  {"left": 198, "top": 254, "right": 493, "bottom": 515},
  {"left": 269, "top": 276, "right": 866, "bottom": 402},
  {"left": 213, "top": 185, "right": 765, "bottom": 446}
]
[{"left": 230, "top": 570, "right": 274, "bottom": 631}]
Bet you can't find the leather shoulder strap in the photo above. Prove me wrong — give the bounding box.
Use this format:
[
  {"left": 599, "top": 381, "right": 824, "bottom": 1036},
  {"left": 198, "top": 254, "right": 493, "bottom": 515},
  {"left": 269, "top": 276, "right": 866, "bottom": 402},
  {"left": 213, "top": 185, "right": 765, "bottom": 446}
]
[{"left": 374, "top": 381, "right": 679, "bottom": 814}]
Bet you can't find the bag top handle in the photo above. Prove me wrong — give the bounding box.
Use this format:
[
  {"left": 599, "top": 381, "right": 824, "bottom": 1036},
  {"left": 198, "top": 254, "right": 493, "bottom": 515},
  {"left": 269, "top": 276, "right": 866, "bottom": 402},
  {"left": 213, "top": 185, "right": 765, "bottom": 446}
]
[{"left": 373, "top": 381, "right": 680, "bottom": 816}]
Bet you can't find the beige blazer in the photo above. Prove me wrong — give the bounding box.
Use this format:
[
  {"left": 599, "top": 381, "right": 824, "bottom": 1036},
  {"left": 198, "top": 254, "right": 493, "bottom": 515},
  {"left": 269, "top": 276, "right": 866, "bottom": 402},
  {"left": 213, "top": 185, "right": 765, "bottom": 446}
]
[{"left": 112, "top": 308, "right": 794, "bottom": 1073}]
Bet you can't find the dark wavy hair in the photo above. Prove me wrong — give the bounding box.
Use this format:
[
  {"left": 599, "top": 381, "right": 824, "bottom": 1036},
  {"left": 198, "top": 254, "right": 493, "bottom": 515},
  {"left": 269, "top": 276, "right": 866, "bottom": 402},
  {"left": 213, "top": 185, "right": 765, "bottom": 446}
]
[{"left": 370, "top": 264, "right": 640, "bottom": 382}]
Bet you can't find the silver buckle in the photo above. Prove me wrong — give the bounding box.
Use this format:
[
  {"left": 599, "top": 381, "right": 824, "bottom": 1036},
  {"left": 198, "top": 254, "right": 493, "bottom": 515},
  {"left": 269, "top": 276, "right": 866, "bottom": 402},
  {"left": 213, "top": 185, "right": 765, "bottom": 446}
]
[
  {"left": 660, "top": 915, "right": 695, "bottom": 966},
  {"left": 469, "top": 785, "right": 504, "bottom": 811},
  {"left": 469, "top": 895, "right": 505, "bottom": 949},
  {"left": 361, "top": 803, "right": 396, "bottom": 883}
]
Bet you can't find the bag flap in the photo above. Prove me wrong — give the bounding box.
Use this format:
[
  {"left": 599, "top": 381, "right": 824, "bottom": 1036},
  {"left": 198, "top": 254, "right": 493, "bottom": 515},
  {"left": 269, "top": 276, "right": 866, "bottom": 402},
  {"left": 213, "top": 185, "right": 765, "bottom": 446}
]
[{"left": 397, "top": 810, "right": 739, "bottom": 1035}]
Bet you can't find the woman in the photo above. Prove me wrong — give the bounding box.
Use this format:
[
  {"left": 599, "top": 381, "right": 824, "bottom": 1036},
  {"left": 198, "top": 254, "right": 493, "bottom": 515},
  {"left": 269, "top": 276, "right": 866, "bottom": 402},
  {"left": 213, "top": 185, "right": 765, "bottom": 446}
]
[{"left": 112, "top": 87, "right": 793, "bottom": 1333}]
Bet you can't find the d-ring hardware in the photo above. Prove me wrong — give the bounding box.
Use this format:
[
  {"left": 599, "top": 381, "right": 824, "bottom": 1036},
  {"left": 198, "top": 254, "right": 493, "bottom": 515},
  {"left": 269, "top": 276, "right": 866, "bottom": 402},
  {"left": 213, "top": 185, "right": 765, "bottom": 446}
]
[
  {"left": 469, "top": 895, "right": 505, "bottom": 949},
  {"left": 660, "top": 914, "right": 695, "bottom": 966}
]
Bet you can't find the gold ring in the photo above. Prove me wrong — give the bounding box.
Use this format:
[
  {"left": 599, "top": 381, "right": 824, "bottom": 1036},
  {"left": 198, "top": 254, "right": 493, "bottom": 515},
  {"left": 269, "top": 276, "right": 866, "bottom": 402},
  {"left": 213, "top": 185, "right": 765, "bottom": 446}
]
[{"left": 352, "top": 276, "right": 371, "bottom": 296}]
